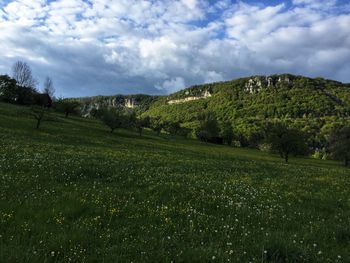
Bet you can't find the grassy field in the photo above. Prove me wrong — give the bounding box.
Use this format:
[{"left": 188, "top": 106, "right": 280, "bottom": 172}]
[{"left": 0, "top": 102, "right": 349, "bottom": 262}]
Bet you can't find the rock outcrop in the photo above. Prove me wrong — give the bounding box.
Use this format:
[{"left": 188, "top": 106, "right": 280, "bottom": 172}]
[
  {"left": 245, "top": 77, "right": 263, "bottom": 93},
  {"left": 125, "top": 98, "right": 139, "bottom": 108},
  {"left": 244, "top": 75, "right": 293, "bottom": 93},
  {"left": 167, "top": 90, "right": 212, "bottom": 104},
  {"left": 78, "top": 95, "right": 156, "bottom": 117}
]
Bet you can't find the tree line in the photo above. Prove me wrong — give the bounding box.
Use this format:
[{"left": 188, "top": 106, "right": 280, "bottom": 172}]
[{"left": 192, "top": 110, "right": 349, "bottom": 166}]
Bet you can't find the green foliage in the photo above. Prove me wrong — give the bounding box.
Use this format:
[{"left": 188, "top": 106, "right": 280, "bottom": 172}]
[
  {"left": 0, "top": 75, "right": 17, "bottom": 103},
  {"left": 0, "top": 74, "right": 51, "bottom": 107},
  {"left": 265, "top": 122, "right": 308, "bottom": 163},
  {"left": 150, "top": 116, "right": 164, "bottom": 135},
  {"left": 195, "top": 112, "right": 220, "bottom": 142},
  {"left": 163, "top": 120, "right": 181, "bottom": 136},
  {"left": 144, "top": 74, "right": 350, "bottom": 152},
  {"left": 135, "top": 116, "right": 151, "bottom": 136},
  {"left": 54, "top": 99, "right": 81, "bottom": 118},
  {"left": 328, "top": 126, "right": 350, "bottom": 166},
  {"left": 98, "top": 107, "right": 127, "bottom": 133},
  {"left": 312, "top": 148, "right": 330, "bottom": 160},
  {"left": 258, "top": 143, "right": 272, "bottom": 152},
  {"left": 177, "top": 126, "right": 192, "bottom": 138},
  {"left": 220, "top": 122, "right": 234, "bottom": 145}
]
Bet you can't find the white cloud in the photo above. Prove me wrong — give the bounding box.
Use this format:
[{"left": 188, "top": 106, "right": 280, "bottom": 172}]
[
  {"left": 156, "top": 77, "right": 186, "bottom": 93},
  {"left": 0, "top": 0, "right": 349, "bottom": 97}
]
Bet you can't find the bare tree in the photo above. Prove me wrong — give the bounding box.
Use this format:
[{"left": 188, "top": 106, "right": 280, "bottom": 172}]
[
  {"left": 30, "top": 106, "right": 47, "bottom": 129},
  {"left": 12, "top": 61, "right": 37, "bottom": 88},
  {"left": 43, "top": 76, "right": 55, "bottom": 97}
]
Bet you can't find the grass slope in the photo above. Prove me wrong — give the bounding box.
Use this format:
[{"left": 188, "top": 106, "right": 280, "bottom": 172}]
[{"left": 0, "top": 102, "right": 349, "bottom": 262}]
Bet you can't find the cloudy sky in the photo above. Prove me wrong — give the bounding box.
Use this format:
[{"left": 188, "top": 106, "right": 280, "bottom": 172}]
[{"left": 0, "top": 0, "right": 349, "bottom": 97}]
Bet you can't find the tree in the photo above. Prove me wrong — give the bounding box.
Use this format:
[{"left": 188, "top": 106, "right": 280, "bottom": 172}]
[
  {"left": 220, "top": 122, "right": 234, "bottom": 145},
  {"left": 0, "top": 75, "right": 17, "bottom": 103},
  {"left": 177, "top": 127, "right": 192, "bottom": 138},
  {"left": 265, "top": 123, "right": 308, "bottom": 163},
  {"left": 30, "top": 106, "right": 47, "bottom": 129},
  {"left": 328, "top": 126, "right": 350, "bottom": 167},
  {"left": 150, "top": 117, "right": 163, "bottom": 136},
  {"left": 124, "top": 110, "right": 137, "bottom": 129},
  {"left": 43, "top": 76, "right": 55, "bottom": 98},
  {"left": 33, "top": 93, "right": 52, "bottom": 108},
  {"left": 196, "top": 112, "right": 220, "bottom": 143},
  {"left": 0, "top": 74, "right": 39, "bottom": 105},
  {"left": 16, "top": 86, "right": 37, "bottom": 105},
  {"left": 164, "top": 121, "right": 181, "bottom": 136},
  {"left": 12, "top": 61, "right": 37, "bottom": 88},
  {"left": 54, "top": 100, "right": 80, "bottom": 118},
  {"left": 99, "top": 107, "right": 125, "bottom": 133},
  {"left": 135, "top": 116, "right": 150, "bottom": 136}
]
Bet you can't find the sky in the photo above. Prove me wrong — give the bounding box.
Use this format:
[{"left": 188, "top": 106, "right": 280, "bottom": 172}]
[{"left": 0, "top": 0, "right": 350, "bottom": 97}]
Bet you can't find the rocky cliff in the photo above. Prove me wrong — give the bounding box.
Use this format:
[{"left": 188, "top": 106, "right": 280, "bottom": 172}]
[{"left": 74, "top": 94, "right": 158, "bottom": 117}]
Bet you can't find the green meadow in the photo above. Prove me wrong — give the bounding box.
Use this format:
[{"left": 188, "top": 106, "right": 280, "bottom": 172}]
[{"left": 0, "top": 102, "right": 349, "bottom": 262}]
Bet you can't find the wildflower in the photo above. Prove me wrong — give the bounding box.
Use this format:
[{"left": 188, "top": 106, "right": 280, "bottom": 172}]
[{"left": 109, "top": 208, "right": 118, "bottom": 214}]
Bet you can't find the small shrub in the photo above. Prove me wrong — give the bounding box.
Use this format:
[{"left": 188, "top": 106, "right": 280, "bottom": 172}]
[{"left": 258, "top": 143, "right": 272, "bottom": 152}]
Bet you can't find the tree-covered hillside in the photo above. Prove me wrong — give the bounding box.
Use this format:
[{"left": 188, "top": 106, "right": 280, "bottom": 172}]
[
  {"left": 143, "top": 75, "right": 350, "bottom": 147},
  {"left": 72, "top": 74, "right": 349, "bottom": 124},
  {"left": 146, "top": 74, "right": 350, "bottom": 122}
]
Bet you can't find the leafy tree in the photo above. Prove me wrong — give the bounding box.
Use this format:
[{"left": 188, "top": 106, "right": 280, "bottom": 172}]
[
  {"left": 12, "top": 61, "right": 37, "bottom": 88},
  {"left": 0, "top": 75, "right": 17, "bottom": 103},
  {"left": 54, "top": 100, "right": 80, "bottom": 118},
  {"left": 1, "top": 74, "right": 43, "bottom": 106},
  {"left": 33, "top": 93, "right": 52, "bottom": 108},
  {"left": 236, "top": 132, "right": 249, "bottom": 147},
  {"left": 16, "top": 86, "right": 37, "bottom": 105},
  {"left": 99, "top": 107, "right": 126, "bottom": 133},
  {"left": 164, "top": 121, "right": 181, "bottom": 136},
  {"left": 328, "top": 126, "right": 350, "bottom": 166},
  {"left": 135, "top": 116, "right": 150, "bottom": 136},
  {"left": 265, "top": 122, "right": 308, "bottom": 163},
  {"left": 196, "top": 112, "right": 220, "bottom": 142},
  {"left": 177, "top": 127, "right": 192, "bottom": 138},
  {"left": 150, "top": 117, "right": 164, "bottom": 136},
  {"left": 220, "top": 122, "right": 234, "bottom": 145},
  {"left": 124, "top": 110, "right": 137, "bottom": 129}
]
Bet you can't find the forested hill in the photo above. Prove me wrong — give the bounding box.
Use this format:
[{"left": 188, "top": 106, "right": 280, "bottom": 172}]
[{"left": 144, "top": 74, "right": 350, "bottom": 123}]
